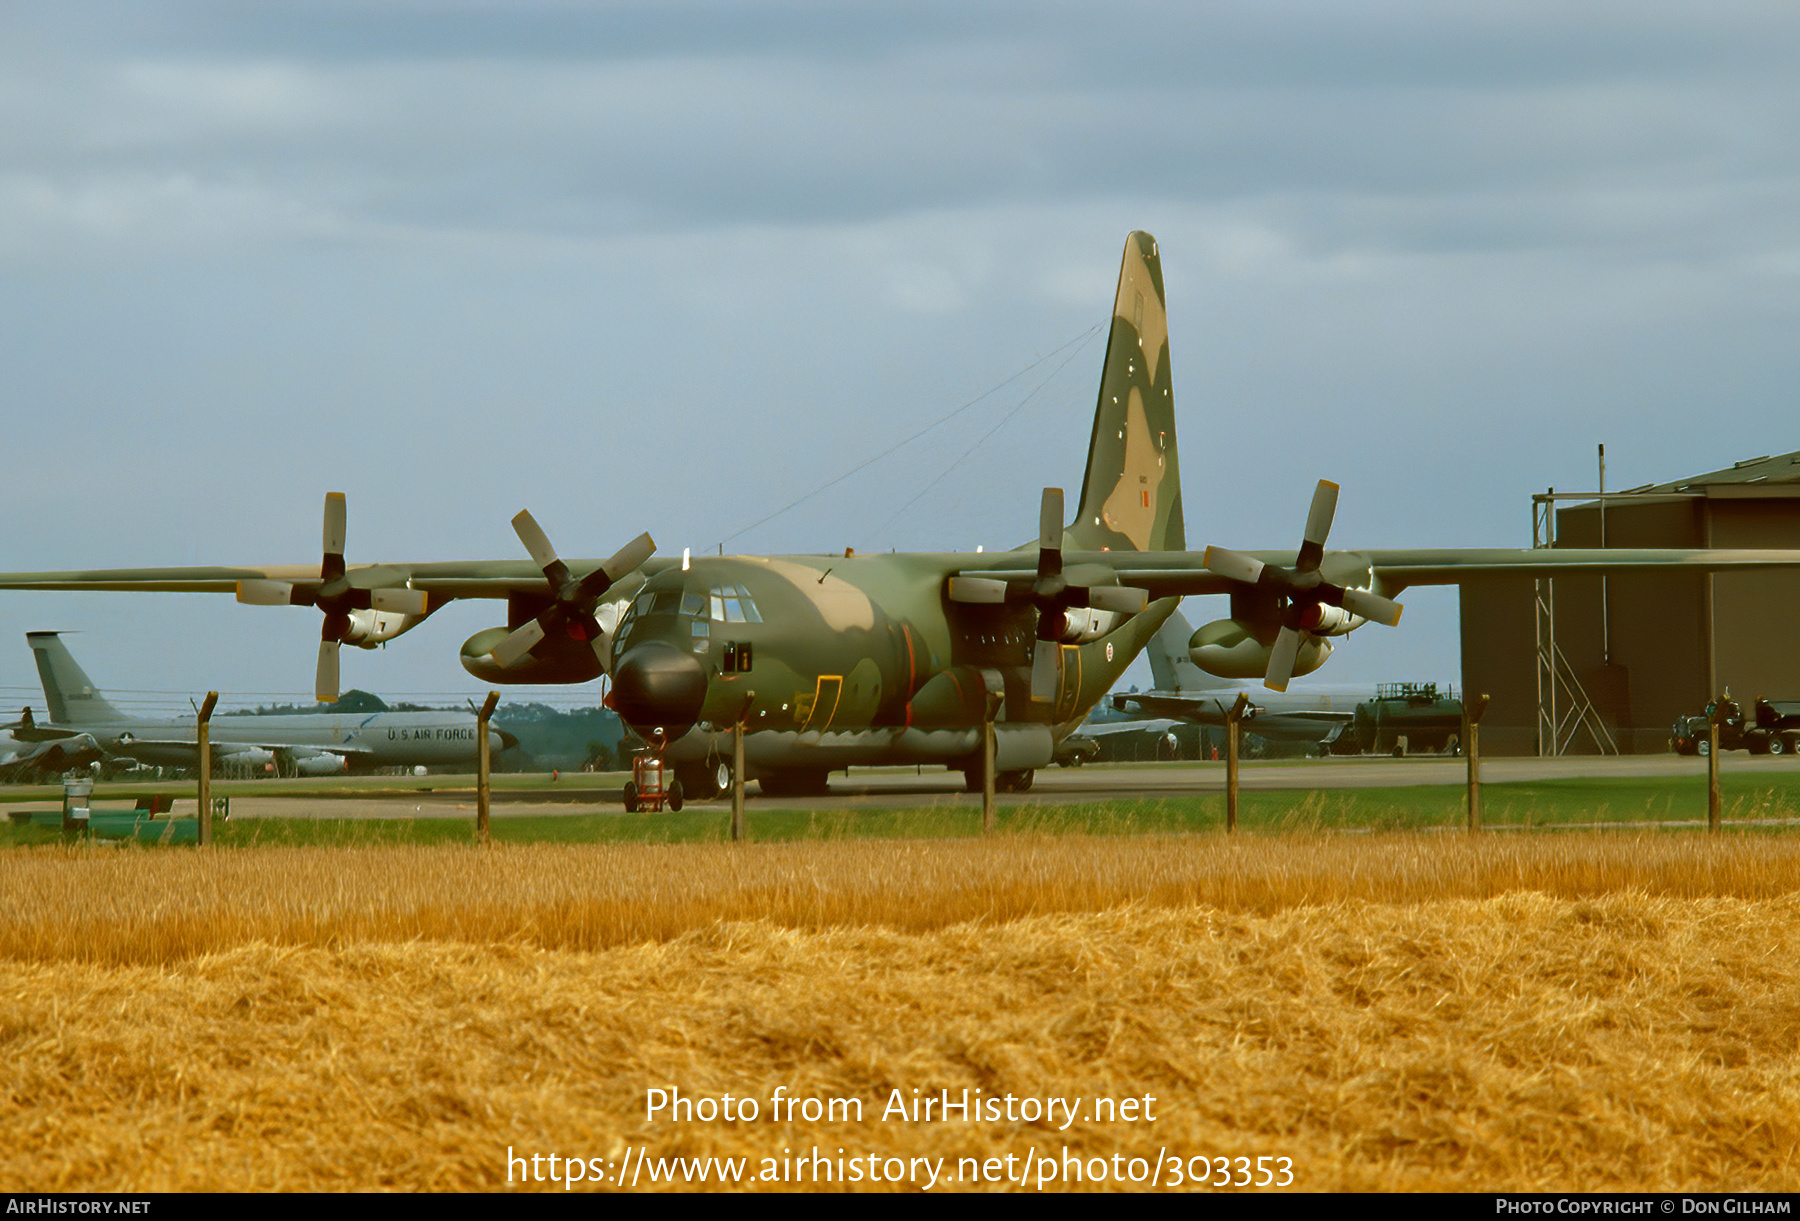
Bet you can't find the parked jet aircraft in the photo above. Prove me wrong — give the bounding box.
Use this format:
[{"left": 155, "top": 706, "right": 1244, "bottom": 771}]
[
  {"left": 1110, "top": 609, "right": 1356, "bottom": 749},
  {"left": 0, "top": 707, "right": 103, "bottom": 782},
  {"left": 19, "top": 632, "right": 514, "bottom": 776},
  {"left": 2, "top": 232, "right": 1798, "bottom": 800}
]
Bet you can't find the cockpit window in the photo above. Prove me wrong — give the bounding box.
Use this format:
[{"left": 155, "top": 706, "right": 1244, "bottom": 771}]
[
  {"left": 709, "top": 583, "right": 762, "bottom": 623},
  {"left": 615, "top": 586, "right": 690, "bottom": 654}
]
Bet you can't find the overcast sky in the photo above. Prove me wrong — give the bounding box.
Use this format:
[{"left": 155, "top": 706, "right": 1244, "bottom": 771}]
[{"left": 3, "top": 0, "right": 1797, "bottom": 717}]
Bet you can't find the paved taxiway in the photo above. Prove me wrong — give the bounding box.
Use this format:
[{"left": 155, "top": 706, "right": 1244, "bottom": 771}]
[{"left": 14, "top": 754, "right": 1787, "bottom": 820}]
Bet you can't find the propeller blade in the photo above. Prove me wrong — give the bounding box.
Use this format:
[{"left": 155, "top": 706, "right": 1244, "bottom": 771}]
[
  {"left": 1030, "top": 642, "right": 1060, "bottom": 702},
  {"left": 1339, "top": 587, "right": 1404, "bottom": 628},
  {"left": 602, "top": 532, "right": 657, "bottom": 584},
  {"left": 1204, "top": 546, "right": 1265, "bottom": 585},
  {"left": 315, "top": 640, "right": 340, "bottom": 703},
  {"left": 1302, "top": 480, "right": 1339, "bottom": 548},
  {"left": 1297, "top": 480, "right": 1338, "bottom": 572},
  {"left": 1038, "top": 487, "right": 1064, "bottom": 552},
  {"left": 575, "top": 532, "right": 657, "bottom": 602},
  {"left": 511, "top": 509, "right": 561, "bottom": 575},
  {"left": 947, "top": 576, "right": 1009, "bottom": 604},
  {"left": 370, "top": 587, "right": 428, "bottom": 615},
  {"left": 236, "top": 579, "right": 294, "bottom": 606},
  {"left": 490, "top": 619, "right": 547, "bottom": 669},
  {"left": 322, "top": 493, "right": 347, "bottom": 563},
  {"left": 1264, "top": 626, "right": 1304, "bottom": 693},
  {"left": 1086, "top": 584, "right": 1149, "bottom": 614}
]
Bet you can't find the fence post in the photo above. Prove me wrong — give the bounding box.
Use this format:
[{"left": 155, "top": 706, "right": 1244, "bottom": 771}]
[
  {"left": 197, "top": 692, "right": 218, "bottom": 846},
  {"left": 1464, "top": 693, "right": 1491, "bottom": 833},
  {"left": 982, "top": 693, "right": 1001, "bottom": 834},
  {"left": 1226, "top": 693, "right": 1249, "bottom": 833},
  {"left": 1707, "top": 694, "right": 1727, "bottom": 833},
  {"left": 731, "top": 693, "right": 753, "bottom": 843},
  {"left": 476, "top": 690, "right": 499, "bottom": 845}
]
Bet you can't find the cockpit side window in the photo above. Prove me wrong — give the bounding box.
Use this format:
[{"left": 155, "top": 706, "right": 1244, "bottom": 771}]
[{"left": 708, "top": 582, "right": 762, "bottom": 624}]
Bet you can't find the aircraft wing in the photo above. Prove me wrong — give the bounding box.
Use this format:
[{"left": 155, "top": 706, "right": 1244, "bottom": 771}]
[
  {"left": 1113, "top": 691, "right": 1355, "bottom": 737},
  {"left": 7, "top": 545, "right": 1794, "bottom": 600},
  {"left": 953, "top": 546, "right": 1800, "bottom": 600},
  {"left": 0, "top": 558, "right": 680, "bottom": 600},
  {"left": 107, "top": 737, "right": 377, "bottom": 757},
  {"left": 1357, "top": 547, "right": 1800, "bottom": 592},
  {"left": 1112, "top": 691, "right": 1243, "bottom": 722},
  {"left": 1077, "top": 717, "right": 1182, "bottom": 740}
]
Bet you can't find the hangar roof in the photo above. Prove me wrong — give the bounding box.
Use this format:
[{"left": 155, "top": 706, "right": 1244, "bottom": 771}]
[{"left": 1630, "top": 449, "right": 1800, "bottom": 494}]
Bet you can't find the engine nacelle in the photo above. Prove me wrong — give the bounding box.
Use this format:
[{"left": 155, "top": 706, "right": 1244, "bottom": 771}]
[
  {"left": 289, "top": 752, "right": 348, "bottom": 777},
  {"left": 341, "top": 608, "right": 426, "bottom": 649},
  {"left": 460, "top": 625, "right": 605, "bottom": 685},
  {"left": 1300, "top": 604, "right": 1364, "bottom": 638},
  {"left": 1056, "top": 606, "right": 1127, "bottom": 644},
  {"left": 1189, "top": 618, "right": 1332, "bottom": 680}
]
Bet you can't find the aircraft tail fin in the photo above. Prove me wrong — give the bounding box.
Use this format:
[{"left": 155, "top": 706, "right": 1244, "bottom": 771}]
[
  {"left": 1066, "top": 231, "right": 1184, "bottom": 554},
  {"left": 27, "top": 633, "right": 126, "bottom": 725},
  {"left": 1148, "top": 607, "right": 1209, "bottom": 694}
]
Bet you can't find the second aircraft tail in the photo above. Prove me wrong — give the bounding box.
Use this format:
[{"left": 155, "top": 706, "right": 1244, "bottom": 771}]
[{"left": 27, "top": 632, "right": 128, "bottom": 725}]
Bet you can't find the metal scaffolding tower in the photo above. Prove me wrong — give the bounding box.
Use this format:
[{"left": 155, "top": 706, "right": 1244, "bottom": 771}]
[{"left": 1531, "top": 488, "right": 1619, "bottom": 757}]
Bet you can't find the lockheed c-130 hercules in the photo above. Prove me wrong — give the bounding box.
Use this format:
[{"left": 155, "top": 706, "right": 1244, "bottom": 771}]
[{"left": 3, "top": 232, "right": 1798, "bottom": 801}]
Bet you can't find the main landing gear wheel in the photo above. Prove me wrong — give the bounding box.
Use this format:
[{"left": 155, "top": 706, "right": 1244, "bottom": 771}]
[{"left": 675, "top": 760, "right": 732, "bottom": 800}]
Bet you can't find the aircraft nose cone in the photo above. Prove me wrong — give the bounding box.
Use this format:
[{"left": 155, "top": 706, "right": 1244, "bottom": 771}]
[{"left": 611, "top": 641, "right": 707, "bottom": 741}]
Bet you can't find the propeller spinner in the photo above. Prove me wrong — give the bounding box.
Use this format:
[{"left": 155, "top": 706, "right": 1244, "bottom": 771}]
[
  {"left": 948, "top": 487, "right": 1149, "bottom": 702},
  {"left": 1202, "top": 479, "right": 1403, "bottom": 692},
  {"left": 234, "top": 493, "right": 427, "bottom": 702}
]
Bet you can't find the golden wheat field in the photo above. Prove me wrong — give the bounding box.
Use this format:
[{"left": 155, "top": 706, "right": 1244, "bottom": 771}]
[{"left": 3, "top": 833, "right": 1799, "bottom": 1192}]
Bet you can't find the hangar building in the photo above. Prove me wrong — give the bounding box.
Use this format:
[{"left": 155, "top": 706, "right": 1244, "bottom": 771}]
[{"left": 1459, "top": 450, "right": 1800, "bottom": 756}]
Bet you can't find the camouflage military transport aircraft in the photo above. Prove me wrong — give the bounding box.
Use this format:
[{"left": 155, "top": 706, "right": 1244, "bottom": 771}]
[{"left": 3, "top": 232, "right": 1799, "bottom": 799}]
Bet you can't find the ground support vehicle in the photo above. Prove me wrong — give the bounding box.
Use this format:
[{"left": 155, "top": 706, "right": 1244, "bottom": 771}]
[
  {"left": 1352, "top": 682, "right": 1464, "bottom": 755},
  {"left": 1671, "top": 697, "right": 1800, "bottom": 757},
  {"left": 623, "top": 751, "right": 684, "bottom": 811}
]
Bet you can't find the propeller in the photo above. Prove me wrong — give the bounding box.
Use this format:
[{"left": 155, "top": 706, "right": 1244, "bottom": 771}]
[
  {"left": 234, "top": 493, "right": 428, "bottom": 703},
  {"left": 949, "top": 487, "right": 1149, "bottom": 702},
  {"left": 488, "top": 510, "right": 655, "bottom": 670},
  {"left": 1203, "top": 479, "right": 1403, "bottom": 692}
]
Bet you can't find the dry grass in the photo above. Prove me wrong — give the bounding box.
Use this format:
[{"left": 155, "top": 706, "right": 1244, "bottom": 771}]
[
  {"left": 6, "top": 833, "right": 1800, "bottom": 965},
  {"left": 3, "top": 834, "right": 1799, "bottom": 1191}
]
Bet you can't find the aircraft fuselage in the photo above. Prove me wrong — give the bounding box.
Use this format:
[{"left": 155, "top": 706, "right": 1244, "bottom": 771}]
[
  {"left": 51, "top": 711, "right": 506, "bottom": 772},
  {"left": 605, "top": 551, "right": 1176, "bottom": 776}
]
